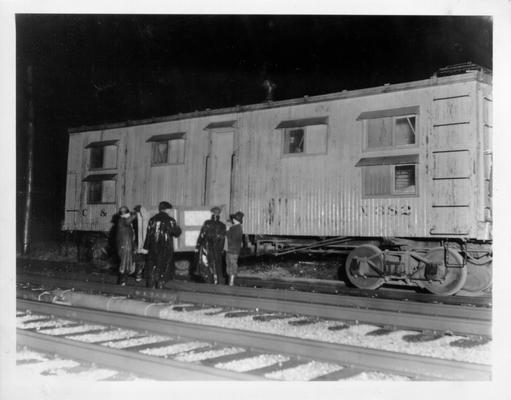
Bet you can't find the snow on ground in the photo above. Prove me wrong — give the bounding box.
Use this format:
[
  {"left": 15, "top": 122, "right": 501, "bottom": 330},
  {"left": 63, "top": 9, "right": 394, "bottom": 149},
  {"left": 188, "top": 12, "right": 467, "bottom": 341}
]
[
  {"left": 16, "top": 348, "right": 154, "bottom": 381},
  {"left": 40, "top": 324, "right": 107, "bottom": 336},
  {"left": 157, "top": 306, "right": 491, "bottom": 364},
  {"left": 69, "top": 328, "right": 140, "bottom": 343},
  {"left": 215, "top": 354, "right": 289, "bottom": 372},
  {"left": 346, "top": 371, "right": 412, "bottom": 381},
  {"left": 17, "top": 318, "right": 76, "bottom": 330}
]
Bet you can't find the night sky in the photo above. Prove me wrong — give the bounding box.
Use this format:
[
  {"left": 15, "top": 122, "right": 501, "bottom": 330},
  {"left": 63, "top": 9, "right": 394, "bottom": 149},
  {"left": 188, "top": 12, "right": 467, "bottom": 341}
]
[{"left": 15, "top": 15, "right": 492, "bottom": 246}]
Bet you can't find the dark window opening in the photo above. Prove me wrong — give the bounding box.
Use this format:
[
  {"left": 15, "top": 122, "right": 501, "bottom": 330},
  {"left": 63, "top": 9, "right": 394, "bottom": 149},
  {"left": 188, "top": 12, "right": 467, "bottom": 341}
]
[
  {"left": 88, "top": 144, "right": 117, "bottom": 169},
  {"left": 87, "top": 180, "right": 116, "bottom": 204},
  {"left": 284, "top": 128, "right": 305, "bottom": 154},
  {"left": 89, "top": 147, "right": 104, "bottom": 169},
  {"left": 152, "top": 141, "right": 169, "bottom": 164},
  {"left": 87, "top": 181, "right": 102, "bottom": 203}
]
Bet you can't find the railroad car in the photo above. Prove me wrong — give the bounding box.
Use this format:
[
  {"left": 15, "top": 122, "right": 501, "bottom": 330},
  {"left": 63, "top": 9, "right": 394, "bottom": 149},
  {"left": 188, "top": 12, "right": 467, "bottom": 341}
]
[{"left": 63, "top": 63, "right": 492, "bottom": 296}]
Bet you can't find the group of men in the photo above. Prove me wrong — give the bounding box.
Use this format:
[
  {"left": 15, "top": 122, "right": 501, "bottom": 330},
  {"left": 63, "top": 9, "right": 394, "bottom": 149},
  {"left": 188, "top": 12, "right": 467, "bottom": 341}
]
[
  {"left": 115, "top": 201, "right": 244, "bottom": 289},
  {"left": 195, "top": 206, "right": 244, "bottom": 286}
]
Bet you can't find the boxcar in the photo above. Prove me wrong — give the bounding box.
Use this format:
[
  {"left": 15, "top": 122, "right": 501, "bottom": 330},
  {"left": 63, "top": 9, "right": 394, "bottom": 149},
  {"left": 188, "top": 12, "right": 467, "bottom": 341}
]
[{"left": 64, "top": 65, "right": 492, "bottom": 295}]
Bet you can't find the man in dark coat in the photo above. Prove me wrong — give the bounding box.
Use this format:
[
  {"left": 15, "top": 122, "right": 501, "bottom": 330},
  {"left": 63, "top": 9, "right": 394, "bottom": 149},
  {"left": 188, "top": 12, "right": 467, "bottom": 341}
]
[
  {"left": 143, "top": 201, "right": 182, "bottom": 289},
  {"left": 195, "top": 206, "right": 226, "bottom": 284},
  {"left": 116, "top": 206, "right": 137, "bottom": 286},
  {"left": 226, "top": 211, "right": 244, "bottom": 286}
]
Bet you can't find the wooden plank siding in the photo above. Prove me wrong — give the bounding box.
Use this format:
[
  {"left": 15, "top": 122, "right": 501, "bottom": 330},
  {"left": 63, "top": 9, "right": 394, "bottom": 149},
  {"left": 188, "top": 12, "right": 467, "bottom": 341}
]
[{"left": 64, "top": 72, "right": 492, "bottom": 243}]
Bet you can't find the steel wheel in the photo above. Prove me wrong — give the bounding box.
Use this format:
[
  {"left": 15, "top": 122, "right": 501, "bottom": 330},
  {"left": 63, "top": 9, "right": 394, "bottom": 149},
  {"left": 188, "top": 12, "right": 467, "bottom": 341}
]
[
  {"left": 422, "top": 247, "right": 467, "bottom": 296},
  {"left": 345, "top": 245, "right": 385, "bottom": 290}
]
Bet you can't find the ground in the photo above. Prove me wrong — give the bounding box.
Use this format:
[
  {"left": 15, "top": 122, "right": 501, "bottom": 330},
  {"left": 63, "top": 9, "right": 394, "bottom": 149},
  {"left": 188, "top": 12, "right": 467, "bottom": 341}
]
[{"left": 19, "top": 240, "right": 343, "bottom": 281}]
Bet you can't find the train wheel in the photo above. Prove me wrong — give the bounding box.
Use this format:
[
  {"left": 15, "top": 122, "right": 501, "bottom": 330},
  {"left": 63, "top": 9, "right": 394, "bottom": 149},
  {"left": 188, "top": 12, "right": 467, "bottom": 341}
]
[
  {"left": 345, "top": 245, "right": 385, "bottom": 290},
  {"left": 421, "top": 247, "right": 467, "bottom": 296}
]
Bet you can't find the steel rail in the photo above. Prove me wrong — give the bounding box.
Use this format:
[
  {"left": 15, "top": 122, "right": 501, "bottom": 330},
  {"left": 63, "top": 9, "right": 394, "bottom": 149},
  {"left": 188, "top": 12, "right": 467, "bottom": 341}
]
[
  {"left": 17, "top": 258, "right": 492, "bottom": 306},
  {"left": 233, "top": 276, "right": 491, "bottom": 306},
  {"left": 18, "top": 272, "right": 491, "bottom": 337},
  {"left": 17, "top": 329, "right": 261, "bottom": 381},
  {"left": 17, "top": 299, "right": 491, "bottom": 380}
]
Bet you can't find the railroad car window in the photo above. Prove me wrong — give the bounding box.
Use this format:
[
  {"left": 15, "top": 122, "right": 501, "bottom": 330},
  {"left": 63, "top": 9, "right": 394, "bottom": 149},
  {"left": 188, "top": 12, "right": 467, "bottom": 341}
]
[
  {"left": 367, "top": 118, "right": 392, "bottom": 149},
  {"left": 282, "top": 125, "right": 327, "bottom": 155},
  {"left": 284, "top": 128, "right": 304, "bottom": 154},
  {"left": 169, "top": 138, "right": 185, "bottom": 164},
  {"left": 362, "top": 164, "right": 417, "bottom": 197},
  {"left": 152, "top": 141, "right": 168, "bottom": 164},
  {"left": 363, "top": 166, "right": 391, "bottom": 196},
  {"left": 365, "top": 115, "right": 417, "bottom": 150},
  {"left": 87, "top": 181, "right": 102, "bottom": 203},
  {"left": 88, "top": 144, "right": 117, "bottom": 170},
  {"left": 305, "top": 124, "right": 328, "bottom": 154},
  {"left": 151, "top": 138, "right": 185, "bottom": 165},
  {"left": 89, "top": 147, "right": 104, "bottom": 169},
  {"left": 394, "top": 164, "right": 416, "bottom": 194},
  {"left": 87, "top": 180, "right": 116, "bottom": 204},
  {"left": 395, "top": 116, "right": 416, "bottom": 145}
]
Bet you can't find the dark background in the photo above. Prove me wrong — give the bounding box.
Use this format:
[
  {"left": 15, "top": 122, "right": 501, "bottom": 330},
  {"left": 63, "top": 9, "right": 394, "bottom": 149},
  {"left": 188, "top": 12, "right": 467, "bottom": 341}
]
[{"left": 16, "top": 15, "right": 492, "bottom": 249}]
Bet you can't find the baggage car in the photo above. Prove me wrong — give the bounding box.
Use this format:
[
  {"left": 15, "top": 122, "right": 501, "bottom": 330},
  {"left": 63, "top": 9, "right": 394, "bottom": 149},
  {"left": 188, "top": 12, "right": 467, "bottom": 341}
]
[{"left": 64, "top": 63, "right": 492, "bottom": 295}]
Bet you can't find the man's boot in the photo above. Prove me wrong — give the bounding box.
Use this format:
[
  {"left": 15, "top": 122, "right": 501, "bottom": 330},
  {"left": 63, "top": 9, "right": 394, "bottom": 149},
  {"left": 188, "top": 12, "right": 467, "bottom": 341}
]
[{"left": 229, "top": 275, "right": 235, "bottom": 286}]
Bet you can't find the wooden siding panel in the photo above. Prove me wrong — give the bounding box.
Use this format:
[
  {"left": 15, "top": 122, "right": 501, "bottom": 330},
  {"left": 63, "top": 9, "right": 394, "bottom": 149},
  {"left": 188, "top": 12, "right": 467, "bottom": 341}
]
[
  {"left": 430, "top": 124, "right": 472, "bottom": 150},
  {"left": 432, "top": 180, "right": 471, "bottom": 206},
  {"left": 433, "top": 150, "right": 471, "bottom": 179},
  {"left": 149, "top": 163, "right": 186, "bottom": 206},
  {"left": 430, "top": 207, "right": 471, "bottom": 235}
]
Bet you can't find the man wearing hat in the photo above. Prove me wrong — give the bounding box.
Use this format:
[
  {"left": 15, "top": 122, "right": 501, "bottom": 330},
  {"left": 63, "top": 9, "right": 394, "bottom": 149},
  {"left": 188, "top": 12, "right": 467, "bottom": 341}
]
[
  {"left": 195, "top": 206, "right": 226, "bottom": 284},
  {"left": 226, "top": 211, "right": 244, "bottom": 286},
  {"left": 116, "top": 206, "right": 137, "bottom": 286},
  {"left": 143, "top": 201, "right": 182, "bottom": 289}
]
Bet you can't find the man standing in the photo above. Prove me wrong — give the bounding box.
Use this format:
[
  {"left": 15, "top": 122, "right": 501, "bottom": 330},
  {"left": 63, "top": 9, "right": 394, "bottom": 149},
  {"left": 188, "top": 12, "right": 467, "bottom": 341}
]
[
  {"left": 116, "top": 206, "right": 137, "bottom": 286},
  {"left": 195, "top": 207, "right": 226, "bottom": 284},
  {"left": 143, "top": 201, "right": 182, "bottom": 289},
  {"left": 133, "top": 205, "right": 149, "bottom": 282},
  {"left": 226, "top": 211, "right": 244, "bottom": 286}
]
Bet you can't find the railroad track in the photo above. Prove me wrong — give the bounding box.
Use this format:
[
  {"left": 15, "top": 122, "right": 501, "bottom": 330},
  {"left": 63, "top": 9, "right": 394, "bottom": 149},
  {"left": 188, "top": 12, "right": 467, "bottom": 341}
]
[
  {"left": 17, "top": 258, "right": 492, "bottom": 306},
  {"left": 18, "top": 271, "right": 492, "bottom": 337},
  {"left": 17, "top": 299, "right": 490, "bottom": 380}
]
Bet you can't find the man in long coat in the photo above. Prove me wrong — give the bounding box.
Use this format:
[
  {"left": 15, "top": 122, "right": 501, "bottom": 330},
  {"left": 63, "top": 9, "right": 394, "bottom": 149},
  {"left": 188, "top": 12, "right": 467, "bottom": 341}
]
[
  {"left": 226, "top": 211, "right": 244, "bottom": 286},
  {"left": 143, "top": 201, "right": 182, "bottom": 288},
  {"left": 195, "top": 207, "right": 226, "bottom": 284},
  {"left": 116, "top": 206, "right": 137, "bottom": 286}
]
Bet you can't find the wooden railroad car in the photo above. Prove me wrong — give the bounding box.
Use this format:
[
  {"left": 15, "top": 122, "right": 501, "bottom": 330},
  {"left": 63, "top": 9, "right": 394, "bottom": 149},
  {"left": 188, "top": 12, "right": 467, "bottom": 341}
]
[{"left": 64, "top": 64, "right": 492, "bottom": 296}]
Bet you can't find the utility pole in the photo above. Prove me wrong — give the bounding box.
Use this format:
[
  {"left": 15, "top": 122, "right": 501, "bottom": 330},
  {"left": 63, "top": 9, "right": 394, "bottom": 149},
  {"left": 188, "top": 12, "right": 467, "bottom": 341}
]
[{"left": 22, "top": 65, "right": 35, "bottom": 255}]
